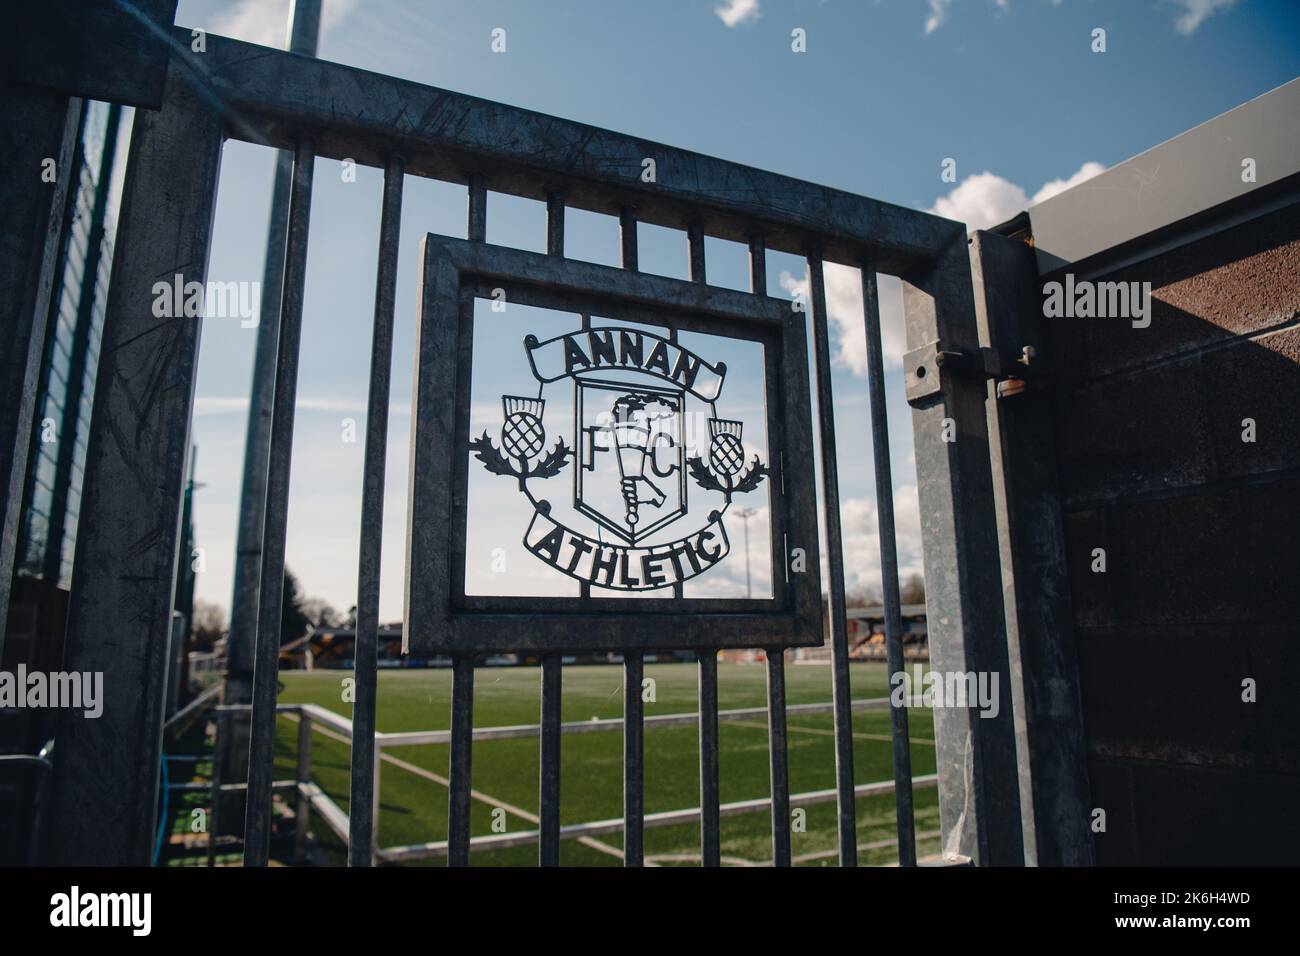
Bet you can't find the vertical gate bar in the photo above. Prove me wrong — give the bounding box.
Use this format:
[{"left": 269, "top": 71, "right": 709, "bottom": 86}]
[
  {"left": 539, "top": 653, "right": 563, "bottom": 866},
  {"left": 223, "top": 0, "right": 322, "bottom": 834},
  {"left": 618, "top": 205, "right": 645, "bottom": 866},
  {"left": 622, "top": 651, "right": 644, "bottom": 866},
  {"left": 294, "top": 712, "right": 312, "bottom": 861},
  {"left": 41, "top": 104, "right": 122, "bottom": 585},
  {"left": 751, "top": 232, "right": 791, "bottom": 866},
  {"left": 244, "top": 141, "right": 316, "bottom": 867},
  {"left": 207, "top": 708, "right": 225, "bottom": 867},
  {"left": 748, "top": 234, "right": 785, "bottom": 868},
  {"left": 447, "top": 656, "right": 475, "bottom": 867},
  {"left": 807, "top": 251, "right": 859, "bottom": 867},
  {"left": 687, "top": 222, "right": 706, "bottom": 284},
  {"left": 698, "top": 651, "right": 721, "bottom": 866},
  {"left": 546, "top": 191, "right": 565, "bottom": 258},
  {"left": 748, "top": 234, "right": 767, "bottom": 295},
  {"left": 47, "top": 77, "right": 222, "bottom": 865},
  {"left": 619, "top": 207, "right": 638, "bottom": 271},
  {"left": 766, "top": 651, "right": 792, "bottom": 866},
  {"left": 467, "top": 174, "right": 486, "bottom": 243},
  {"left": 0, "top": 91, "right": 80, "bottom": 657},
  {"left": 348, "top": 157, "right": 404, "bottom": 867},
  {"left": 372, "top": 745, "right": 382, "bottom": 865},
  {"left": 900, "top": 232, "right": 1021, "bottom": 865},
  {"left": 860, "top": 264, "right": 917, "bottom": 867}
]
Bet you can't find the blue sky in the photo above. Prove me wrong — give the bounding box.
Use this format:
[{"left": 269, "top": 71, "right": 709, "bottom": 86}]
[{"left": 173, "top": 0, "right": 1300, "bottom": 622}]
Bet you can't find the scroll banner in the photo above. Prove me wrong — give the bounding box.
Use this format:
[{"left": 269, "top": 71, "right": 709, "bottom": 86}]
[
  {"left": 525, "top": 327, "right": 726, "bottom": 401},
  {"left": 524, "top": 507, "right": 730, "bottom": 590}
]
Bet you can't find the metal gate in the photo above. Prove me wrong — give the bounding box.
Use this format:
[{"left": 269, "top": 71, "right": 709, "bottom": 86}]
[{"left": 11, "top": 18, "right": 1028, "bottom": 867}]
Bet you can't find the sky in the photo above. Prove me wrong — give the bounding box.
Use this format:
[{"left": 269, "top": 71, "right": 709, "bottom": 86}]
[{"left": 170, "top": 0, "right": 1300, "bottom": 624}]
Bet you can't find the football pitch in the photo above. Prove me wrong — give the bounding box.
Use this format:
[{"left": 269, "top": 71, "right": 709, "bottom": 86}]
[{"left": 273, "top": 661, "right": 941, "bottom": 866}]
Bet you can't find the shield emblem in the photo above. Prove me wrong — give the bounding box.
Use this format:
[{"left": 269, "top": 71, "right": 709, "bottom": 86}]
[{"left": 574, "top": 379, "right": 686, "bottom": 544}]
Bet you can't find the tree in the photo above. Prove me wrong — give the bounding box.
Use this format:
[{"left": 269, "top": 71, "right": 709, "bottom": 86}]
[
  {"left": 191, "top": 600, "right": 227, "bottom": 651},
  {"left": 280, "top": 568, "right": 311, "bottom": 646},
  {"left": 299, "top": 596, "right": 342, "bottom": 630},
  {"left": 844, "top": 585, "right": 883, "bottom": 609},
  {"left": 900, "top": 572, "right": 926, "bottom": 606}
]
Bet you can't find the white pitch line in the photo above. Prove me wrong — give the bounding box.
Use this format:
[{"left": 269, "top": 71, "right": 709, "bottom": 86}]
[
  {"left": 730, "top": 718, "right": 936, "bottom": 746},
  {"left": 300, "top": 716, "right": 634, "bottom": 864}
]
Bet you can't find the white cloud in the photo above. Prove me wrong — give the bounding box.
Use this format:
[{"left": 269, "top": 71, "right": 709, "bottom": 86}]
[
  {"left": 836, "top": 485, "right": 926, "bottom": 595},
  {"left": 1031, "top": 160, "right": 1106, "bottom": 204},
  {"left": 715, "top": 0, "right": 761, "bottom": 28},
  {"left": 1170, "top": 0, "right": 1239, "bottom": 35},
  {"left": 779, "top": 264, "right": 909, "bottom": 375},
  {"left": 922, "top": 0, "right": 1235, "bottom": 37},
  {"left": 212, "top": 0, "right": 359, "bottom": 47},
  {"left": 929, "top": 161, "right": 1105, "bottom": 230},
  {"left": 925, "top": 0, "right": 953, "bottom": 34}
]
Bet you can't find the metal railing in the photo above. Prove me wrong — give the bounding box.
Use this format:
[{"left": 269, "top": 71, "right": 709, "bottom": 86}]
[
  {"left": 210, "top": 701, "right": 939, "bottom": 867},
  {"left": 39, "top": 12, "right": 1008, "bottom": 868}
]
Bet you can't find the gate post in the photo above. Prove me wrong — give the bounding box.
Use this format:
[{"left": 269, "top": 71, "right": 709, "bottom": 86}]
[
  {"left": 900, "top": 230, "right": 1023, "bottom": 865},
  {"left": 47, "top": 68, "right": 224, "bottom": 865},
  {"left": 0, "top": 90, "right": 82, "bottom": 655},
  {"left": 969, "top": 230, "right": 1094, "bottom": 866}
]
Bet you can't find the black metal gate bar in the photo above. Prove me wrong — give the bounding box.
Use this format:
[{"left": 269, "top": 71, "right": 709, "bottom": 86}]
[
  {"left": 617, "top": 206, "right": 646, "bottom": 866},
  {"left": 348, "top": 157, "right": 405, "bottom": 866},
  {"left": 807, "top": 251, "right": 859, "bottom": 867},
  {"left": 47, "top": 76, "right": 222, "bottom": 865},
  {"left": 448, "top": 656, "right": 475, "bottom": 866},
  {"left": 536, "top": 191, "right": 566, "bottom": 868},
  {"left": 539, "top": 653, "right": 562, "bottom": 866},
  {"left": 860, "top": 265, "right": 917, "bottom": 867},
  {"left": 619, "top": 208, "right": 638, "bottom": 271},
  {"left": 749, "top": 231, "right": 793, "bottom": 866},
  {"left": 697, "top": 650, "right": 721, "bottom": 866},
  {"left": 208, "top": 707, "right": 226, "bottom": 867},
  {"left": 688, "top": 223, "right": 722, "bottom": 867},
  {"left": 687, "top": 222, "right": 706, "bottom": 283},
  {"left": 765, "top": 651, "right": 792, "bottom": 866},
  {"left": 623, "top": 651, "right": 645, "bottom": 866},
  {"left": 244, "top": 141, "right": 316, "bottom": 867},
  {"left": 546, "top": 191, "right": 565, "bottom": 257},
  {"left": 467, "top": 175, "right": 487, "bottom": 243},
  {"left": 0, "top": 90, "right": 81, "bottom": 658}
]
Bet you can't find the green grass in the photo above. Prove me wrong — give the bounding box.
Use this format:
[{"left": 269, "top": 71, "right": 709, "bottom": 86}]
[{"left": 271, "top": 661, "right": 940, "bottom": 866}]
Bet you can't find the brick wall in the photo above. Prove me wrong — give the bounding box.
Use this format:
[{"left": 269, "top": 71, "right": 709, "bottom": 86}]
[{"left": 1045, "top": 201, "right": 1300, "bottom": 864}]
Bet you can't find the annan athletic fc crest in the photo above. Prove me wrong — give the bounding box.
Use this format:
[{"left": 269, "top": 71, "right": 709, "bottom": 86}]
[{"left": 469, "top": 326, "right": 767, "bottom": 591}]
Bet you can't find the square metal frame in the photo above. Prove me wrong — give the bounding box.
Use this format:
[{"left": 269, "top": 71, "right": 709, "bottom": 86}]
[{"left": 405, "top": 235, "right": 823, "bottom": 654}]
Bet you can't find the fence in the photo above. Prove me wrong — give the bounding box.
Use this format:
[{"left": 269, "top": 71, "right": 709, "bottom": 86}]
[
  {"left": 203, "top": 701, "right": 939, "bottom": 866},
  {"left": 17, "top": 12, "right": 1024, "bottom": 868}
]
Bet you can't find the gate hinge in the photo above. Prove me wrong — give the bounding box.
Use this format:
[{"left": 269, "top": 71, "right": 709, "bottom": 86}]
[{"left": 905, "top": 343, "right": 1045, "bottom": 404}]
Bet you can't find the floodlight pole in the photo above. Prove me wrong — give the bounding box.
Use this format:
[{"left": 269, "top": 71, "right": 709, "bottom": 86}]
[
  {"left": 220, "top": 0, "right": 322, "bottom": 835},
  {"left": 735, "top": 506, "right": 756, "bottom": 599}
]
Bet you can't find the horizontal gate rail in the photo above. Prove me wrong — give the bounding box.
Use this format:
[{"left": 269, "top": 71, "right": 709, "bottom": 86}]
[
  {"left": 369, "top": 696, "right": 896, "bottom": 746},
  {"left": 175, "top": 29, "right": 962, "bottom": 272},
  {"left": 370, "top": 775, "right": 940, "bottom": 864}
]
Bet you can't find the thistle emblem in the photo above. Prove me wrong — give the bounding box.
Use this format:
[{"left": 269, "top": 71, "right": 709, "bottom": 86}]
[
  {"left": 688, "top": 417, "right": 768, "bottom": 504},
  {"left": 469, "top": 395, "right": 571, "bottom": 492}
]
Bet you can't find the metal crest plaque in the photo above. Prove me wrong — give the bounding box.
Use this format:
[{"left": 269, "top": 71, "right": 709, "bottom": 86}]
[{"left": 404, "top": 235, "right": 822, "bottom": 654}]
